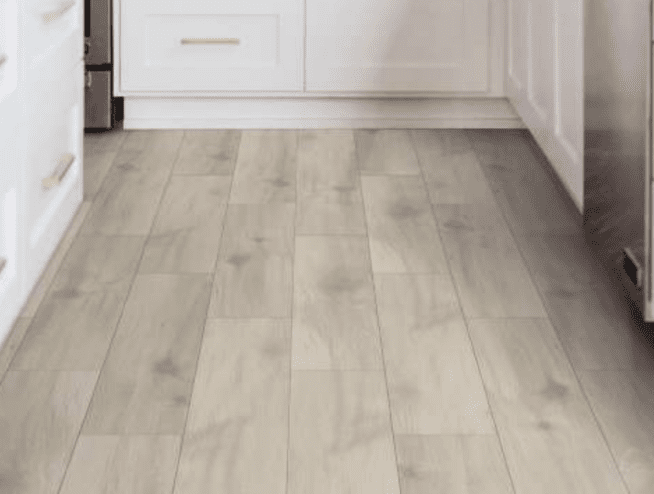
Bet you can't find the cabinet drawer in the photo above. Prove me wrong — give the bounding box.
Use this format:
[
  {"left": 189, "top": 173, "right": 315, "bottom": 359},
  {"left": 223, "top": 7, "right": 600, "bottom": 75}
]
[
  {"left": 121, "top": 0, "right": 303, "bottom": 91},
  {"left": 22, "top": 0, "right": 83, "bottom": 72},
  {"left": 25, "top": 62, "right": 83, "bottom": 285}
]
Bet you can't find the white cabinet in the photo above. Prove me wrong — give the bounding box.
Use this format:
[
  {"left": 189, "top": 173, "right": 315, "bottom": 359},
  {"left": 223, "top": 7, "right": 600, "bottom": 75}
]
[
  {"left": 120, "top": 0, "right": 303, "bottom": 91},
  {"left": 306, "top": 0, "right": 490, "bottom": 92},
  {"left": 0, "top": 0, "right": 18, "bottom": 102}
]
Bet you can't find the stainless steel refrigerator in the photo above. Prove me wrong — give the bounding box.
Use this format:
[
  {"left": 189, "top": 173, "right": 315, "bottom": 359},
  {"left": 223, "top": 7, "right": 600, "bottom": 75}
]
[
  {"left": 584, "top": 0, "right": 654, "bottom": 320},
  {"left": 85, "top": 0, "right": 120, "bottom": 129}
]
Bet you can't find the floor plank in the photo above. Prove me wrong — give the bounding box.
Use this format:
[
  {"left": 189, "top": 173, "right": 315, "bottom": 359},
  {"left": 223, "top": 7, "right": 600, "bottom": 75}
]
[
  {"left": 432, "top": 202, "right": 510, "bottom": 234},
  {"left": 0, "top": 371, "right": 98, "bottom": 494},
  {"left": 139, "top": 176, "right": 231, "bottom": 274},
  {"left": 296, "top": 130, "right": 367, "bottom": 235},
  {"left": 208, "top": 203, "right": 295, "bottom": 318},
  {"left": 0, "top": 318, "right": 31, "bottom": 381},
  {"left": 173, "top": 130, "right": 241, "bottom": 175},
  {"left": 174, "top": 319, "right": 290, "bottom": 494},
  {"left": 361, "top": 176, "right": 449, "bottom": 274},
  {"left": 84, "top": 129, "right": 127, "bottom": 200},
  {"left": 11, "top": 236, "right": 145, "bottom": 371},
  {"left": 355, "top": 129, "right": 421, "bottom": 175},
  {"left": 292, "top": 236, "right": 383, "bottom": 370},
  {"left": 287, "top": 371, "right": 400, "bottom": 494},
  {"left": 468, "top": 318, "right": 628, "bottom": 494},
  {"left": 59, "top": 435, "right": 181, "bottom": 494},
  {"left": 82, "top": 274, "right": 212, "bottom": 434},
  {"left": 395, "top": 435, "right": 514, "bottom": 494},
  {"left": 374, "top": 274, "right": 493, "bottom": 434},
  {"left": 229, "top": 130, "right": 298, "bottom": 204}
]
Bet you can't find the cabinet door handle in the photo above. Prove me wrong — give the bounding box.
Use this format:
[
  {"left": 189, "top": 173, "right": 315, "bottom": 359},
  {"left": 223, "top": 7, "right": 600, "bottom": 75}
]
[
  {"left": 42, "top": 0, "right": 76, "bottom": 24},
  {"left": 0, "top": 53, "right": 7, "bottom": 68},
  {"left": 43, "top": 153, "right": 75, "bottom": 189},
  {"left": 0, "top": 258, "right": 6, "bottom": 276},
  {"left": 180, "top": 38, "right": 240, "bottom": 45}
]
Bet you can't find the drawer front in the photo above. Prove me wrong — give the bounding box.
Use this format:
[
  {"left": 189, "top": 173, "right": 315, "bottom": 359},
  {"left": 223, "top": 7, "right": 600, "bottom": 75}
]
[
  {"left": 22, "top": 0, "right": 83, "bottom": 72},
  {"left": 25, "top": 62, "right": 83, "bottom": 287},
  {"left": 121, "top": 0, "right": 303, "bottom": 91}
]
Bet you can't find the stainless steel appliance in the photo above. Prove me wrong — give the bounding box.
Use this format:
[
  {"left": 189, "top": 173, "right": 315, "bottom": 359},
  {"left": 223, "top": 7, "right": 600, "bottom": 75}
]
[
  {"left": 584, "top": 0, "right": 654, "bottom": 320},
  {"left": 85, "top": 0, "right": 120, "bottom": 129}
]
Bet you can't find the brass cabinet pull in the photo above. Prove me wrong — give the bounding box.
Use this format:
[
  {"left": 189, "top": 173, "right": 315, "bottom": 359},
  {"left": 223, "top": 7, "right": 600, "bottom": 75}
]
[
  {"left": 42, "top": 153, "right": 75, "bottom": 189},
  {"left": 0, "top": 54, "right": 7, "bottom": 68},
  {"left": 180, "top": 38, "right": 240, "bottom": 45},
  {"left": 42, "top": 0, "right": 76, "bottom": 23},
  {"left": 0, "top": 258, "right": 5, "bottom": 276}
]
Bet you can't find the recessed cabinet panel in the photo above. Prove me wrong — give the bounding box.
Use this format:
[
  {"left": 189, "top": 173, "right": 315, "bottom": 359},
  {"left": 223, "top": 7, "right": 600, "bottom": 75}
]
[
  {"left": 121, "top": 0, "right": 302, "bottom": 91},
  {"left": 306, "top": 0, "right": 490, "bottom": 92}
]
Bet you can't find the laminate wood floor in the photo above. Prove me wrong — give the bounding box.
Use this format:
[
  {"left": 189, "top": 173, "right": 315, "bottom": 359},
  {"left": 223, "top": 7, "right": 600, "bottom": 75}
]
[{"left": 1, "top": 127, "right": 653, "bottom": 494}]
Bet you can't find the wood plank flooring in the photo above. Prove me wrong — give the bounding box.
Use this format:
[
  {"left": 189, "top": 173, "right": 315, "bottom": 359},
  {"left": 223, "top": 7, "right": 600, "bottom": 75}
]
[{"left": 1, "top": 127, "right": 653, "bottom": 494}]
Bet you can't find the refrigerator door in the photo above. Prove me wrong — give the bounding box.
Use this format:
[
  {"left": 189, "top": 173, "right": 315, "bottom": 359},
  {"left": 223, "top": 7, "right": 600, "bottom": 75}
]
[
  {"left": 86, "top": 0, "right": 111, "bottom": 65},
  {"left": 85, "top": 69, "right": 112, "bottom": 129}
]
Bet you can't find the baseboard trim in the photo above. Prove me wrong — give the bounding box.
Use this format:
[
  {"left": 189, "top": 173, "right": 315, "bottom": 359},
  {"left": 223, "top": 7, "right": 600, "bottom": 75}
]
[{"left": 123, "top": 97, "right": 525, "bottom": 129}]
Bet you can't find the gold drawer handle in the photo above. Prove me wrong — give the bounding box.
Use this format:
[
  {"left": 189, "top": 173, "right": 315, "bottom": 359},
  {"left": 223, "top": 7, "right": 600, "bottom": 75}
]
[
  {"left": 0, "top": 54, "right": 7, "bottom": 68},
  {"left": 0, "top": 258, "right": 6, "bottom": 276},
  {"left": 43, "top": 153, "right": 75, "bottom": 189},
  {"left": 42, "top": 0, "right": 76, "bottom": 24},
  {"left": 181, "top": 38, "right": 240, "bottom": 45}
]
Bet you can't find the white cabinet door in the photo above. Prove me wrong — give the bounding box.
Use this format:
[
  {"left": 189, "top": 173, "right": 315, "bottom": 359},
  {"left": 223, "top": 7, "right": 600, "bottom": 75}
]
[
  {"left": 120, "top": 0, "right": 303, "bottom": 92},
  {"left": 306, "top": 0, "right": 490, "bottom": 92},
  {"left": 0, "top": 0, "right": 18, "bottom": 102}
]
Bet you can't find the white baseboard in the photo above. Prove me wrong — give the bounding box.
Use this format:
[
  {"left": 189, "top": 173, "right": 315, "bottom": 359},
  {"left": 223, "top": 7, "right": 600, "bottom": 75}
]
[{"left": 123, "top": 97, "right": 525, "bottom": 129}]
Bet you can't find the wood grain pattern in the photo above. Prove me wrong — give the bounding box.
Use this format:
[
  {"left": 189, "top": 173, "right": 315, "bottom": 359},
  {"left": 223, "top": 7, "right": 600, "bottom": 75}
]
[
  {"left": 208, "top": 204, "right": 295, "bottom": 318},
  {"left": 374, "top": 274, "right": 493, "bottom": 434},
  {"left": 468, "top": 318, "right": 629, "bottom": 494},
  {"left": 173, "top": 130, "right": 241, "bottom": 175},
  {"left": 288, "top": 371, "right": 400, "bottom": 494},
  {"left": 84, "top": 129, "right": 127, "bottom": 199},
  {"left": 0, "top": 371, "right": 98, "bottom": 494},
  {"left": 355, "top": 129, "right": 421, "bottom": 175},
  {"left": 292, "top": 236, "right": 383, "bottom": 370},
  {"left": 411, "top": 129, "right": 496, "bottom": 205},
  {"left": 0, "top": 318, "right": 31, "bottom": 381},
  {"left": 431, "top": 202, "right": 510, "bottom": 234},
  {"left": 578, "top": 370, "right": 654, "bottom": 494},
  {"left": 361, "top": 176, "right": 449, "bottom": 274},
  {"left": 395, "top": 435, "right": 514, "bottom": 494},
  {"left": 139, "top": 176, "right": 231, "bottom": 273},
  {"left": 229, "top": 131, "right": 298, "bottom": 204},
  {"left": 59, "top": 436, "right": 181, "bottom": 494},
  {"left": 82, "top": 274, "right": 212, "bottom": 434},
  {"left": 440, "top": 230, "right": 547, "bottom": 319},
  {"left": 174, "top": 319, "right": 290, "bottom": 494},
  {"left": 11, "top": 236, "right": 145, "bottom": 371},
  {"left": 296, "top": 130, "right": 367, "bottom": 235},
  {"left": 112, "top": 130, "right": 185, "bottom": 172}
]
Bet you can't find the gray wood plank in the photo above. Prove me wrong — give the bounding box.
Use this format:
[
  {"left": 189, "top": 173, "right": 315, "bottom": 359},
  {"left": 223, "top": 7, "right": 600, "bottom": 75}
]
[
  {"left": 139, "top": 176, "right": 231, "bottom": 274},
  {"left": 173, "top": 130, "right": 241, "bottom": 175},
  {"left": 208, "top": 204, "right": 295, "bottom": 318},
  {"left": 296, "top": 130, "right": 367, "bottom": 235},
  {"left": 11, "top": 236, "right": 145, "bottom": 371},
  {"left": 174, "top": 319, "right": 290, "bottom": 494},
  {"left": 468, "top": 318, "right": 628, "bottom": 494},
  {"left": 292, "top": 236, "right": 383, "bottom": 370},
  {"left": 229, "top": 130, "right": 298, "bottom": 204},
  {"left": 82, "top": 274, "right": 212, "bottom": 434},
  {"left": 287, "top": 371, "right": 400, "bottom": 494},
  {"left": 0, "top": 371, "right": 98, "bottom": 494},
  {"left": 83, "top": 129, "right": 127, "bottom": 199},
  {"left": 355, "top": 129, "right": 421, "bottom": 175}
]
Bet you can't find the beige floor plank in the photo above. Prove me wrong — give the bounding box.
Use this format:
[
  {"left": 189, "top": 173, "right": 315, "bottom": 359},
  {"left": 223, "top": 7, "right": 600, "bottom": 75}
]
[
  {"left": 361, "top": 176, "right": 449, "bottom": 274},
  {"left": 174, "top": 319, "right": 290, "bottom": 494},
  {"left": 82, "top": 274, "right": 212, "bottom": 435},
  {"left": 411, "top": 129, "right": 496, "bottom": 205},
  {"left": 296, "top": 130, "right": 367, "bottom": 235},
  {"left": 208, "top": 203, "right": 295, "bottom": 318},
  {"left": 440, "top": 230, "right": 547, "bottom": 319},
  {"left": 20, "top": 201, "right": 92, "bottom": 318},
  {"left": 468, "top": 318, "right": 628, "bottom": 494},
  {"left": 292, "top": 236, "right": 383, "bottom": 370},
  {"left": 0, "top": 318, "right": 31, "bottom": 381},
  {"left": 0, "top": 371, "right": 98, "bottom": 494},
  {"left": 112, "top": 130, "right": 185, "bottom": 172},
  {"left": 84, "top": 129, "right": 127, "bottom": 199},
  {"left": 355, "top": 129, "right": 421, "bottom": 175},
  {"left": 59, "top": 435, "right": 180, "bottom": 494},
  {"left": 11, "top": 236, "right": 145, "bottom": 371},
  {"left": 229, "top": 130, "right": 298, "bottom": 204},
  {"left": 139, "top": 176, "right": 231, "bottom": 274},
  {"left": 432, "top": 202, "right": 510, "bottom": 234},
  {"left": 395, "top": 435, "right": 514, "bottom": 494},
  {"left": 374, "top": 274, "right": 493, "bottom": 434},
  {"left": 173, "top": 130, "right": 241, "bottom": 175},
  {"left": 288, "top": 371, "right": 400, "bottom": 494},
  {"left": 578, "top": 370, "right": 654, "bottom": 494}
]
